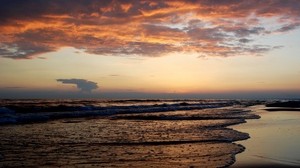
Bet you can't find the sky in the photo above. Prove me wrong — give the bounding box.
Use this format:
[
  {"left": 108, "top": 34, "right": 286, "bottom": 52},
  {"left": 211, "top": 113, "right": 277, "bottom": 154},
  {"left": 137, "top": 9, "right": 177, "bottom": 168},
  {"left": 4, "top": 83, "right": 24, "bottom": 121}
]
[{"left": 0, "top": 0, "right": 300, "bottom": 99}]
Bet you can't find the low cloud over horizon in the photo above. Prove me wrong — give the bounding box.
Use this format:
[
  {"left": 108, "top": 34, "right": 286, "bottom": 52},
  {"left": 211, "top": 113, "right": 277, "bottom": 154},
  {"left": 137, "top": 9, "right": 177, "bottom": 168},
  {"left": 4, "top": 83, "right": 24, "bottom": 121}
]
[
  {"left": 57, "top": 79, "right": 98, "bottom": 93},
  {"left": 1, "top": 0, "right": 300, "bottom": 59}
]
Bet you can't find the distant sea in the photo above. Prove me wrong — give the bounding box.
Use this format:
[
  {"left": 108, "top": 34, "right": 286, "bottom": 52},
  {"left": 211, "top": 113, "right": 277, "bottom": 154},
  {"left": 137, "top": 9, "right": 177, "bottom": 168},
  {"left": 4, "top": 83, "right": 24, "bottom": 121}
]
[{"left": 0, "top": 99, "right": 261, "bottom": 167}]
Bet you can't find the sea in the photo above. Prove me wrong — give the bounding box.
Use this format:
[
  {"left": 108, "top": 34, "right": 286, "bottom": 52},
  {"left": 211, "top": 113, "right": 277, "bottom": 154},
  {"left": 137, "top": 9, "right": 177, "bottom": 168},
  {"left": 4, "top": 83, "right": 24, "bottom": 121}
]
[{"left": 0, "top": 99, "right": 261, "bottom": 167}]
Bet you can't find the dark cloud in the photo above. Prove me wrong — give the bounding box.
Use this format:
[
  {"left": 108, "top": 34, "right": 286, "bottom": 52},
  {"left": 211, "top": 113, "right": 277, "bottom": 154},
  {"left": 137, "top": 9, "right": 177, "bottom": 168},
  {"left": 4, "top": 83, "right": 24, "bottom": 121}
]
[
  {"left": 110, "top": 74, "right": 120, "bottom": 77},
  {"left": 276, "top": 23, "right": 300, "bottom": 32},
  {"left": 0, "top": 42, "right": 56, "bottom": 59},
  {"left": 187, "top": 27, "right": 228, "bottom": 42},
  {"left": 239, "top": 38, "right": 252, "bottom": 43},
  {"left": 0, "top": 0, "right": 112, "bottom": 23},
  {"left": 56, "top": 79, "right": 98, "bottom": 93},
  {"left": 0, "top": 0, "right": 300, "bottom": 59},
  {"left": 228, "top": 27, "right": 266, "bottom": 37}
]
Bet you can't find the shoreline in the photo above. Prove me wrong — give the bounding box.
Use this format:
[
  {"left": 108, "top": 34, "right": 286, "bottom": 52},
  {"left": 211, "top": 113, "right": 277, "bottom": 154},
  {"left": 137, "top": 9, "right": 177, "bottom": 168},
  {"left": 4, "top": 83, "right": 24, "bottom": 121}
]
[
  {"left": 230, "top": 105, "right": 300, "bottom": 167},
  {"left": 0, "top": 100, "right": 261, "bottom": 168}
]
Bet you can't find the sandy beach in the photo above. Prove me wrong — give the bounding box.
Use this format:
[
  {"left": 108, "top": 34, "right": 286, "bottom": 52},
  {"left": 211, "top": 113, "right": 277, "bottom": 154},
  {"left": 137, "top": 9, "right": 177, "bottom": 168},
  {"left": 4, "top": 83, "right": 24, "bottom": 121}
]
[
  {"left": 1, "top": 100, "right": 300, "bottom": 167},
  {"left": 230, "top": 105, "right": 300, "bottom": 167},
  {"left": 0, "top": 99, "right": 259, "bottom": 168}
]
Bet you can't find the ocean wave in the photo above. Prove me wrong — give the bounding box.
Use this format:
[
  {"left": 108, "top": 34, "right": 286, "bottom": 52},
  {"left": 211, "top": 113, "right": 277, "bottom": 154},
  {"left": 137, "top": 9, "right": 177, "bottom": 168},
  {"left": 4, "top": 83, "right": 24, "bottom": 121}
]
[
  {"left": 0, "top": 99, "right": 261, "bottom": 125},
  {"left": 0, "top": 107, "right": 17, "bottom": 125},
  {"left": 0, "top": 99, "right": 263, "bottom": 168}
]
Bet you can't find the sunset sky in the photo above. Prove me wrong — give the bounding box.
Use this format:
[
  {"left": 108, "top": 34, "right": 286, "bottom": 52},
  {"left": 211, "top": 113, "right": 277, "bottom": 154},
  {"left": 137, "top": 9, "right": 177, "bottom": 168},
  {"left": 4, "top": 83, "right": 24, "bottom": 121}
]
[{"left": 0, "top": 0, "right": 300, "bottom": 99}]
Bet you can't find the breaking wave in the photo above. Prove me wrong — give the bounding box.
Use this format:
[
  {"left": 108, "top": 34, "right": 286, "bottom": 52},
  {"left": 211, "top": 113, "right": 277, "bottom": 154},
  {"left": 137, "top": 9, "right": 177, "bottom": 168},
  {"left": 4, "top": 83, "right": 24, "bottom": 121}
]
[{"left": 0, "top": 99, "right": 260, "bottom": 125}]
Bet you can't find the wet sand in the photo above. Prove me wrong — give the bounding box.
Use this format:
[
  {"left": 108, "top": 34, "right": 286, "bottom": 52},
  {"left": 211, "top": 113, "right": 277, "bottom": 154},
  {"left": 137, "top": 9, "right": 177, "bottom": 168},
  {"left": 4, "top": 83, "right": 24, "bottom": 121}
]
[
  {"left": 0, "top": 107, "right": 255, "bottom": 168},
  {"left": 230, "top": 105, "right": 300, "bottom": 167}
]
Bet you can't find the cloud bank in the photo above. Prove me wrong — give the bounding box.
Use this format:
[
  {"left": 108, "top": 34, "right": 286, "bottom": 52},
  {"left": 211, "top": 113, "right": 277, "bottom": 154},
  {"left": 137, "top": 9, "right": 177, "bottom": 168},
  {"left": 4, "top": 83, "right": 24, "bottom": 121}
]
[
  {"left": 1, "top": 0, "right": 300, "bottom": 59},
  {"left": 57, "top": 79, "right": 98, "bottom": 93}
]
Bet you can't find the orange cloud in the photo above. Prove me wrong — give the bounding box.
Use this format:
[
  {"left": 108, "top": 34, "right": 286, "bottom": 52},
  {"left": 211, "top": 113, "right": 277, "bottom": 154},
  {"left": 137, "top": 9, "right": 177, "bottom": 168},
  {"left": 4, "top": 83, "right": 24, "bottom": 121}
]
[{"left": 0, "top": 0, "right": 299, "bottom": 59}]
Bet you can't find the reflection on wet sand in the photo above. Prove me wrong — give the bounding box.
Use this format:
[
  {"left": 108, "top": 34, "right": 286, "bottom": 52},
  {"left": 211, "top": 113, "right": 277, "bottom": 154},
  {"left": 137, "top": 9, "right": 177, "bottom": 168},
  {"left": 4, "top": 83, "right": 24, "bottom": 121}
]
[
  {"left": 0, "top": 107, "right": 258, "bottom": 167},
  {"left": 231, "top": 105, "right": 300, "bottom": 167}
]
